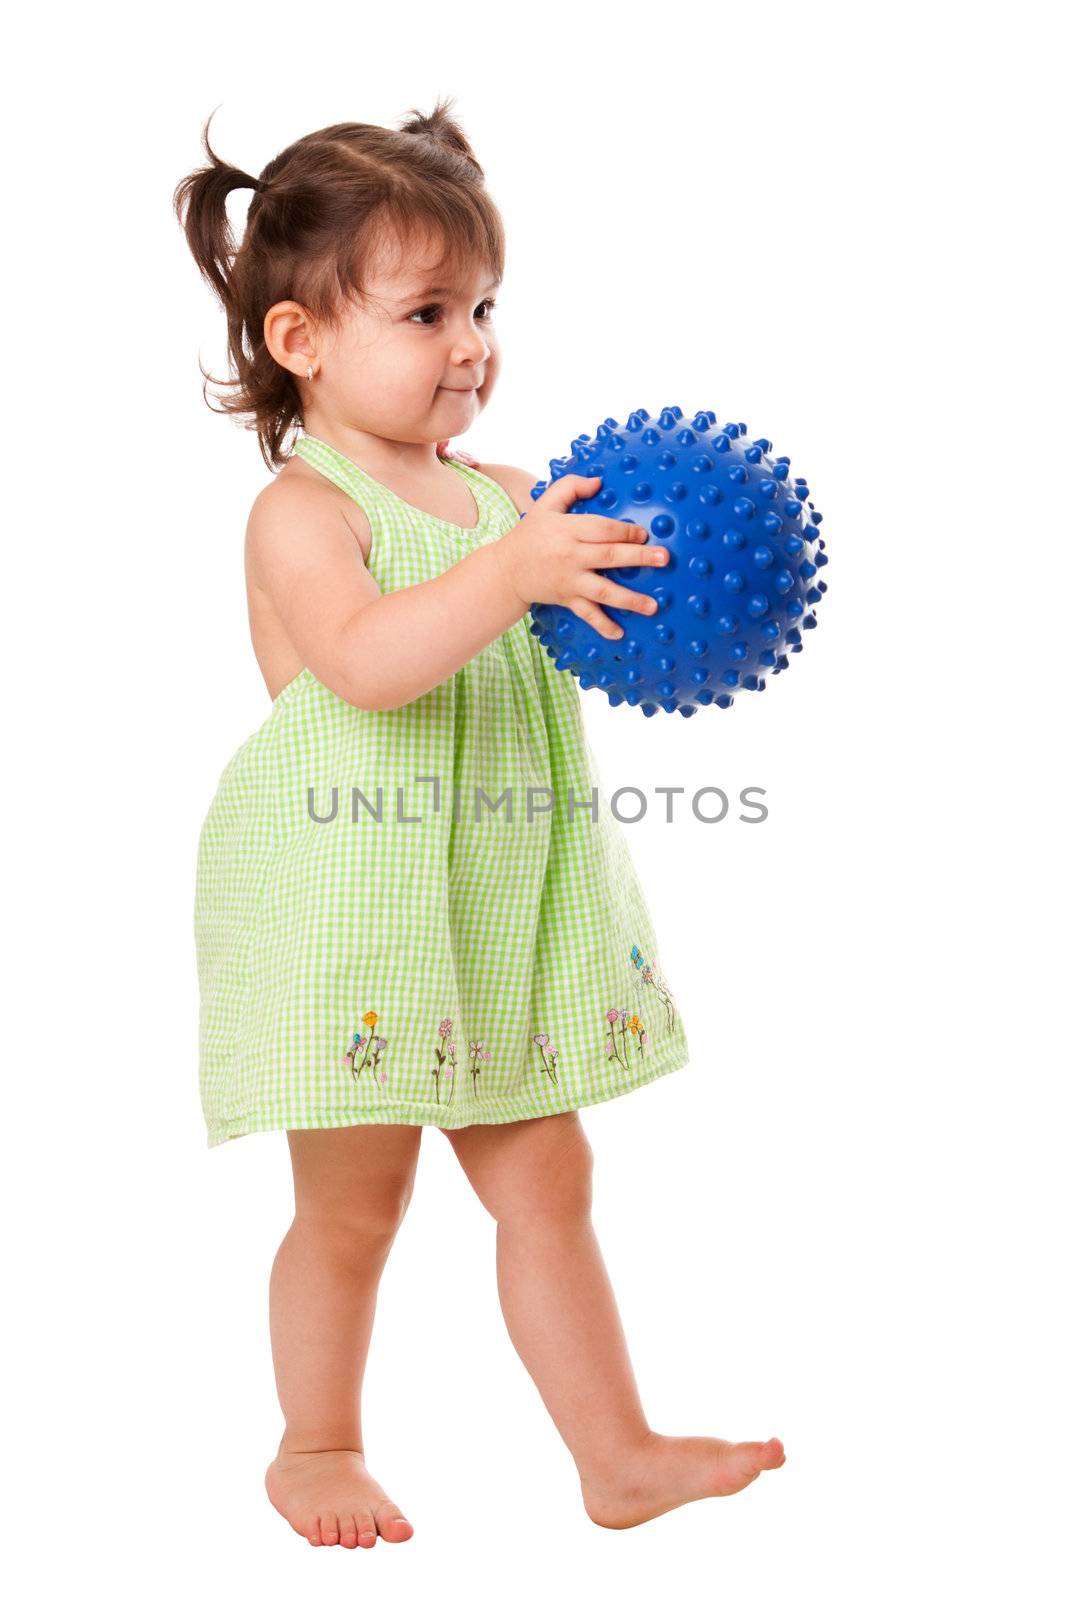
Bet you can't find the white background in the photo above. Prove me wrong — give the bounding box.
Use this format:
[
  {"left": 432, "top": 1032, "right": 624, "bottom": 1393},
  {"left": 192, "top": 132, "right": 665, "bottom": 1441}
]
[{"left": 5, "top": 2, "right": 1063, "bottom": 1595}]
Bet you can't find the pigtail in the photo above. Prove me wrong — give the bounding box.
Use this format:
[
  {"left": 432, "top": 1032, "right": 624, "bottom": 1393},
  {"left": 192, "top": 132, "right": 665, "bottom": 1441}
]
[
  {"left": 171, "top": 105, "right": 262, "bottom": 311},
  {"left": 397, "top": 94, "right": 485, "bottom": 178}
]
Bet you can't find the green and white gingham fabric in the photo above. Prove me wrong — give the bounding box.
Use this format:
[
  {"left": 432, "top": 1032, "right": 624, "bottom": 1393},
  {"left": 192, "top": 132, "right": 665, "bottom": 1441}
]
[{"left": 193, "top": 433, "right": 689, "bottom": 1147}]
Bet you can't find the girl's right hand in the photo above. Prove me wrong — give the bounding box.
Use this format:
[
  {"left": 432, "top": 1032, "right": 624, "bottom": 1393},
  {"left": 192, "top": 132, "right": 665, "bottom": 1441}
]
[{"left": 495, "top": 474, "right": 670, "bottom": 641}]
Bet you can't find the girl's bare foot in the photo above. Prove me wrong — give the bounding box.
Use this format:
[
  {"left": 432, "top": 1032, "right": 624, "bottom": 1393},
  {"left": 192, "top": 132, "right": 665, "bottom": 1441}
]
[
  {"left": 580, "top": 1431, "right": 786, "bottom": 1530},
  {"left": 264, "top": 1443, "right": 414, "bottom": 1548}
]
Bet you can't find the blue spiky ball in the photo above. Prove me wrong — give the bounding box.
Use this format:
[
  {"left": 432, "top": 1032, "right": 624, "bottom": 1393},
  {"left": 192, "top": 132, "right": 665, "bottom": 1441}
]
[{"left": 527, "top": 405, "right": 827, "bottom": 716}]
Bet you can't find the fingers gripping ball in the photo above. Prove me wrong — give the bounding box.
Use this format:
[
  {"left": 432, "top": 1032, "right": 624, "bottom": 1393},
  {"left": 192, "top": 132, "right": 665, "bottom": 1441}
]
[{"left": 527, "top": 405, "right": 828, "bottom": 717}]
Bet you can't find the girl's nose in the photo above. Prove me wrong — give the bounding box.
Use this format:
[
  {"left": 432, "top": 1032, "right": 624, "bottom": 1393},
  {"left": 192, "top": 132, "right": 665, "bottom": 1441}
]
[{"left": 457, "top": 328, "right": 491, "bottom": 363}]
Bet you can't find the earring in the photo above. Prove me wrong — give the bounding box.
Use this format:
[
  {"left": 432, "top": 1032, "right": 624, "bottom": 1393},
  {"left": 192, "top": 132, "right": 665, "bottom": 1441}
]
[{"left": 306, "top": 364, "right": 314, "bottom": 381}]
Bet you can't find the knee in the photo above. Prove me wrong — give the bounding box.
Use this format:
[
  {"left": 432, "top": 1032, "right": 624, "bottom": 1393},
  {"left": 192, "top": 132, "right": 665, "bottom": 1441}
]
[
  {"left": 491, "top": 1119, "right": 595, "bottom": 1227},
  {"left": 374, "top": 1176, "right": 416, "bottom": 1236},
  {"left": 287, "top": 1126, "right": 419, "bottom": 1241},
  {"left": 297, "top": 1175, "right": 415, "bottom": 1242}
]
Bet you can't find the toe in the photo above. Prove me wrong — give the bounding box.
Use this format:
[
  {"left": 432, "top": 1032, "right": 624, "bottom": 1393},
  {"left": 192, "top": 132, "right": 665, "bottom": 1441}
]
[
  {"left": 337, "top": 1512, "right": 359, "bottom": 1549},
  {"left": 305, "top": 1514, "right": 324, "bottom": 1547},
  {"left": 319, "top": 1512, "right": 340, "bottom": 1546},
  {"left": 354, "top": 1510, "right": 378, "bottom": 1547},
  {"left": 375, "top": 1500, "right": 414, "bottom": 1541},
  {"left": 734, "top": 1440, "right": 772, "bottom": 1480}
]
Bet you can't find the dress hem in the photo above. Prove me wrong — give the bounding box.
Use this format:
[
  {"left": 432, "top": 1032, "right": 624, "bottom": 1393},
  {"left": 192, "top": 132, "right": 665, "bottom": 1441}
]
[{"left": 204, "top": 1047, "right": 690, "bottom": 1148}]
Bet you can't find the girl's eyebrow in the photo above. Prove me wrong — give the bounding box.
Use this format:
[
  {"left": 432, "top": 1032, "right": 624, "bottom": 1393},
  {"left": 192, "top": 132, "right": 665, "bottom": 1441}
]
[{"left": 399, "top": 276, "right": 502, "bottom": 302}]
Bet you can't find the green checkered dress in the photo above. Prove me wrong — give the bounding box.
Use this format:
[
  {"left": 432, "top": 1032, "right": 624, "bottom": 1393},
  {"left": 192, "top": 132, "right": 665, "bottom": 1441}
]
[{"left": 194, "top": 433, "right": 689, "bottom": 1147}]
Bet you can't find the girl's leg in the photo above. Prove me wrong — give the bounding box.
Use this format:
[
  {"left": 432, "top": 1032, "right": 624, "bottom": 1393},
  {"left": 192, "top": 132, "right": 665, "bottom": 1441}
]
[
  {"left": 443, "top": 1111, "right": 785, "bottom": 1529},
  {"left": 264, "top": 1124, "right": 422, "bottom": 1550}
]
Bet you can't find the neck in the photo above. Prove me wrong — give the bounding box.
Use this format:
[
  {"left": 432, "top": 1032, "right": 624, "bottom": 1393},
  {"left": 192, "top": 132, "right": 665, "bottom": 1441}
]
[{"left": 302, "top": 417, "right": 447, "bottom": 479}]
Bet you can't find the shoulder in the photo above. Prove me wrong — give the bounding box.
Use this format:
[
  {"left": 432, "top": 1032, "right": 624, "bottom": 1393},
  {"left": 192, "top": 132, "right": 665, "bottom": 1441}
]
[
  {"left": 249, "top": 456, "right": 372, "bottom": 564},
  {"left": 473, "top": 461, "right": 540, "bottom": 517}
]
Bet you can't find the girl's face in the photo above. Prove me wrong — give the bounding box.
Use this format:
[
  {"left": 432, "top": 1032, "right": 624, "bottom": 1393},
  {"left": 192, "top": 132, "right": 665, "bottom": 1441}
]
[{"left": 301, "top": 234, "right": 501, "bottom": 448}]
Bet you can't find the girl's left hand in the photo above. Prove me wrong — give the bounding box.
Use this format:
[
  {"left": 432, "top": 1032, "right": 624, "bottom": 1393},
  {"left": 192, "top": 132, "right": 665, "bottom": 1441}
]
[{"left": 436, "top": 439, "right": 480, "bottom": 468}]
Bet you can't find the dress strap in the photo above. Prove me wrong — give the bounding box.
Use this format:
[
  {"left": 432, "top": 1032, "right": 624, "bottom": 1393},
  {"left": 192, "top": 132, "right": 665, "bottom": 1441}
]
[
  {"left": 293, "top": 432, "right": 502, "bottom": 538},
  {"left": 292, "top": 434, "right": 384, "bottom": 520}
]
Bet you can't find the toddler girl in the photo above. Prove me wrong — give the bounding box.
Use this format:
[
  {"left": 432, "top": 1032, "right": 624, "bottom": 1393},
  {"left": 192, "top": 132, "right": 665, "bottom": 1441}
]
[{"left": 174, "top": 96, "right": 784, "bottom": 1549}]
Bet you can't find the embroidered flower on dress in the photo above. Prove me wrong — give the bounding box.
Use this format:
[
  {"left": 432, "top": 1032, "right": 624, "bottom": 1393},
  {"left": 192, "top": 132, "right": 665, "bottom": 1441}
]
[
  {"left": 429, "top": 1019, "right": 490, "bottom": 1103},
  {"left": 531, "top": 1032, "right": 561, "bottom": 1087},
  {"left": 431, "top": 1017, "right": 455, "bottom": 1104},
  {"left": 345, "top": 1008, "right": 387, "bottom": 1083},
  {"left": 468, "top": 1038, "right": 491, "bottom": 1098},
  {"left": 600, "top": 945, "right": 677, "bottom": 1067},
  {"left": 630, "top": 944, "right": 677, "bottom": 1034},
  {"left": 604, "top": 1009, "right": 631, "bottom": 1069}
]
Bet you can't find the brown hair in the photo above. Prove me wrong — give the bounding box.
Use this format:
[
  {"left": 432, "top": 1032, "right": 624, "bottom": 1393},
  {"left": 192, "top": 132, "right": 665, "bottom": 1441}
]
[{"left": 172, "top": 97, "right": 505, "bottom": 471}]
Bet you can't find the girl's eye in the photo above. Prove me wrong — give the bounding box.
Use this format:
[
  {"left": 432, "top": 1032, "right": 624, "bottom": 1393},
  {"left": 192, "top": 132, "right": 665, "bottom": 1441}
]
[{"left": 409, "top": 297, "right": 496, "bottom": 328}]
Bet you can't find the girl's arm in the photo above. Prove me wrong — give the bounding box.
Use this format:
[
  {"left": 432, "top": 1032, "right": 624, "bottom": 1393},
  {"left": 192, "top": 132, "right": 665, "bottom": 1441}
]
[{"left": 245, "top": 474, "right": 528, "bottom": 713}]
